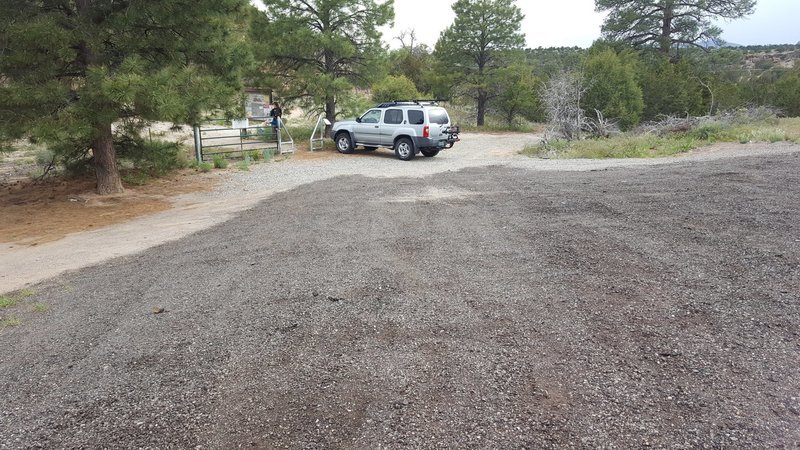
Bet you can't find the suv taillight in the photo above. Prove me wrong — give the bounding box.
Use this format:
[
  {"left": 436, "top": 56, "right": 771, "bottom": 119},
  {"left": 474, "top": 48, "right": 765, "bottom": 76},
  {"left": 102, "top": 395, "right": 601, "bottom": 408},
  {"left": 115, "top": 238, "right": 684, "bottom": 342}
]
[{"left": 423, "top": 125, "right": 430, "bottom": 138}]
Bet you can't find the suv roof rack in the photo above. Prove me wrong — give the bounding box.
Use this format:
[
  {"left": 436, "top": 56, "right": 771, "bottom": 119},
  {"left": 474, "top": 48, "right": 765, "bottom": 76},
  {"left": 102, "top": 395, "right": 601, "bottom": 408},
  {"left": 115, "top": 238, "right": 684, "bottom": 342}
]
[{"left": 375, "top": 99, "right": 447, "bottom": 108}]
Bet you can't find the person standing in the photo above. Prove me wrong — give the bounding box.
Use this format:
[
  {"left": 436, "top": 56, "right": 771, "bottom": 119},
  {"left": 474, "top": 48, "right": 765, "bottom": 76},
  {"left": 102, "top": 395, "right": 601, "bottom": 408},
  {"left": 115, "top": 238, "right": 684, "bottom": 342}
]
[{"left": 270, "top": 102, "right": 283, "bottom": 133}]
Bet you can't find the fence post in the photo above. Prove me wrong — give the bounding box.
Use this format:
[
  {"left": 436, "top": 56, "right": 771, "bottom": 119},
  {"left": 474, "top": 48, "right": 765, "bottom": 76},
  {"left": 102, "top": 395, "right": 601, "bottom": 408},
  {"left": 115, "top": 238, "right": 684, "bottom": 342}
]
[
  {"left": 193, "top": 125, "right": 202, "bottom": 162},
  {"left": 276, "top": 120, "right": 282, "bottom": 154}
]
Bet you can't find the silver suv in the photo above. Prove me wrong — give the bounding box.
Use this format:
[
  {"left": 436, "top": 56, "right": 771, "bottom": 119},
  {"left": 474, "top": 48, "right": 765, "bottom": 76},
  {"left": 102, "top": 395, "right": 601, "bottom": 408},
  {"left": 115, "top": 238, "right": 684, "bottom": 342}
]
[{"left": 330, "top": 100, "right": 460, "bottom": 161}]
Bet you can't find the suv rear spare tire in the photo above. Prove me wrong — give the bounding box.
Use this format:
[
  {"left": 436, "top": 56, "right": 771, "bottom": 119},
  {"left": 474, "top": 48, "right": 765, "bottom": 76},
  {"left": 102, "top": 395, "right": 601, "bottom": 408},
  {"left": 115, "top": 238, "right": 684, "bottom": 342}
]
[{"left": 421, "top": 149, "right": 440, "bottom": 157}]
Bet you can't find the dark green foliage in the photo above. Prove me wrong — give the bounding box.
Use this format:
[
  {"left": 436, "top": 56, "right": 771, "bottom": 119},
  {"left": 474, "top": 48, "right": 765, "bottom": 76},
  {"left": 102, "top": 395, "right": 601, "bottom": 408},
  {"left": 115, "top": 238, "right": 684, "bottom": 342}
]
[
  {"left": 0, "top": 0, "right": 253, "bottom": 193},
  {"left": 769, "top": 68, "right": 800, "bottom": 117},
  {"left": 116, "top": 138, "right": 187, "bottom": 177},
  {"left": 435, "top": 0, "right": 525, "bottom": 126},
  {"left": 524, "top": 47, "right": 588, "bottom": 77},
  {"left": 582, "top": 49, "right": 644, "bottom": 130},
  {"left": 637, "top": 56, "right": 704, "bottom": 120},
  {"left": 372, "top": 75, "right": 422, "bottom": 102},
  {"left": 491, "top": 64, "right": 544, "bottom": 125}
]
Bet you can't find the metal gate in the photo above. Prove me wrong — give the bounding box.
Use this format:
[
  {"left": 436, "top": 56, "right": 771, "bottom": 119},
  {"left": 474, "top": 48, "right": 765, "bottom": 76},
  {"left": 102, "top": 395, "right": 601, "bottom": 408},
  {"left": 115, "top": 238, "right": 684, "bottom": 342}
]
[{"left": 192, "top": 118, "right": 294, "bottom": 162}]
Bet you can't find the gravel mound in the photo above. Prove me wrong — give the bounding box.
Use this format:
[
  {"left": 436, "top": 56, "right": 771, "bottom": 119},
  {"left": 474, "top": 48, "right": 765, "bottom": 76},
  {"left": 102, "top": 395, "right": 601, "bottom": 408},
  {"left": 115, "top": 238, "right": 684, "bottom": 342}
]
[{"left": 1, "top": 144, "right": 798, "bottom": 448}]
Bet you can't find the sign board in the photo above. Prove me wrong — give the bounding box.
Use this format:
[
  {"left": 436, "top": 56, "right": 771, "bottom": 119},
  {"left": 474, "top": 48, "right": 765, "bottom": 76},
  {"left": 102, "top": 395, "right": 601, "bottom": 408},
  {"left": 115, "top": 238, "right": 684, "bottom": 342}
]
[
  {"left": 246, "top": 92, "right": 268, "bottom": 118},
  {"left": 231, "top": 119, "right": 249, "bottom": 129}
]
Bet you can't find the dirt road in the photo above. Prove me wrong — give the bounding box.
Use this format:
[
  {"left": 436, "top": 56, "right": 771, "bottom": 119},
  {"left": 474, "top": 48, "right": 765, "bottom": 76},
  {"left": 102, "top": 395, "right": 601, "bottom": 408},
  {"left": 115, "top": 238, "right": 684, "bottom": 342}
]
[{"left": 1, "top": 141, "right": 799, "bottom": 448}]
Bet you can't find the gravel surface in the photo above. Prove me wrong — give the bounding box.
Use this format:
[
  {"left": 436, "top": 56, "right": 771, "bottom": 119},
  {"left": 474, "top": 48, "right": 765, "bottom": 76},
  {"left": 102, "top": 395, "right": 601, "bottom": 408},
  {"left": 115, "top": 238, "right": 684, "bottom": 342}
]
[{"left": 1, "top": 137, "right": 799, "bottom": 448}]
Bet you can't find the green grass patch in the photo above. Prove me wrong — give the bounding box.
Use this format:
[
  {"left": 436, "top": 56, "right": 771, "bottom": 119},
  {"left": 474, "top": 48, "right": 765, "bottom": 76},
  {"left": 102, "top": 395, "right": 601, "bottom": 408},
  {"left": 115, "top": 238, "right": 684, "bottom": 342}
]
[
  {"left": 198, "top": 161, "right": 213, "bottom": 173},
  {"left": 778, "top": 117, "right": 800, "bottom": 142},
  {"left": 525, "top": 117, "right": 800, "bottom": 160},
  {"left": 0, "top": 296, "right": 17, "bottom": 308},
  {"left": 524, "top": 134, "right": 698, "bottom": 159},
  {"left": 1, "top": 317, "right": 21, "bottom": 327},
  {"left": 237, "top": 158, "right": 250, "bottom": 171},
  {"left": 18, "top": 289, "right": 34, "bottom": 299},
  {"left": 32, "top": 303, "right": 49, "bottom": 313}
]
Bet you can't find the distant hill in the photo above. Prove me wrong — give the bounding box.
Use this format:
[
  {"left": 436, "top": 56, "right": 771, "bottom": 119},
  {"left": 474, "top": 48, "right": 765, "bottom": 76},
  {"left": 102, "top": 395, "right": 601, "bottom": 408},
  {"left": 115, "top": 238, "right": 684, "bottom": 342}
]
[{"left": 741, "top": 49, "right": 800, "bottom": 70}]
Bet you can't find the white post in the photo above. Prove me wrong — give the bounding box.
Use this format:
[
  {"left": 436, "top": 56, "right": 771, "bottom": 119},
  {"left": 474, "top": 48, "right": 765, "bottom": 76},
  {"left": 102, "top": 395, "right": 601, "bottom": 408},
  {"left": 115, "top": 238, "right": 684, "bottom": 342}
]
[{"left": 276, "top": 118, "right": 281, "bottom": 154}]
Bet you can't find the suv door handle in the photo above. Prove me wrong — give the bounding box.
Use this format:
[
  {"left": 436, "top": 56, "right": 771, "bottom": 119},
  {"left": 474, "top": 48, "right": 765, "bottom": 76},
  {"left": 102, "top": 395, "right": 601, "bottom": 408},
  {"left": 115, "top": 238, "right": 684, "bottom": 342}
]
[{"left": 374, "top": 125, "right": 379, "bottom": 128}]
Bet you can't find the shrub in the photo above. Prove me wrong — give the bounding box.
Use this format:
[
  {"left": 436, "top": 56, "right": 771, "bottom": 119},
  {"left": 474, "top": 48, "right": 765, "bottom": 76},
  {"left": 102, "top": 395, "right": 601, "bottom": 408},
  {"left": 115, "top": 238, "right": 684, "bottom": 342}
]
[
  {"left": 690, "top": 123, "right": 727, "bottom": 141},
  {"left": 582, "top": 49, "right": 643, "bottom": 130},
  {"left": 372, "top": 75, "right": 421, "bottom": 103},
  {"left": 116, "top": 138, "right": 187, "bottom": 176},
  {"left": 35, "top": 148, "right": 55, "bottom": 166},
  {"left": 198, "top": 161, "right": 213, "bottom": 172},
  {"left": 212, "top": 155, "right": 228, "bottom": 169}
]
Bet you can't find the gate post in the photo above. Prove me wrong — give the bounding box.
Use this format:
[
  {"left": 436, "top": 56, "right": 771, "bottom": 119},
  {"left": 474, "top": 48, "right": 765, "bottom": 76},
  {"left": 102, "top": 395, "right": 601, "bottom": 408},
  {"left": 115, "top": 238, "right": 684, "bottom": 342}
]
[
  {"left": 276, "top": 122, "right": 282, "bottom": 154},
  {"left": 193, "top": 125, "right": 202, "bottom": 162}
]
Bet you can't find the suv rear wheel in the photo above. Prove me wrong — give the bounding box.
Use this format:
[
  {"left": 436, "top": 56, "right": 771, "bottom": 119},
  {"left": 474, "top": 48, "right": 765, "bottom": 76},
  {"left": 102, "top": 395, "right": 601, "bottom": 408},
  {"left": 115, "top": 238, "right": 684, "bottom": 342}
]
[
  {"left": 394, "top": 137, "right": 415, "bottom": 161},
  {"left": 335, "top": 133, "right": 354, "bottom": 154}
]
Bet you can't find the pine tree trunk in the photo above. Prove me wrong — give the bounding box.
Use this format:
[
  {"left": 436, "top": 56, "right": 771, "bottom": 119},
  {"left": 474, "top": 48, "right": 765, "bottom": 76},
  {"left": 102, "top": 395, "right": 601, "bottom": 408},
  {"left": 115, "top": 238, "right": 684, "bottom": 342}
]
[
  {"left": 477, "top": 92, "right": 487, "bottom": 127},
  {"left": 660, "top": 3, "right": 674, "bottom": 55},
  {"left": 325, "top": 96, "right": 336, "bottom": 135},
  {"left": 92, "top": 122, "right": 124, "bottom": 195}
]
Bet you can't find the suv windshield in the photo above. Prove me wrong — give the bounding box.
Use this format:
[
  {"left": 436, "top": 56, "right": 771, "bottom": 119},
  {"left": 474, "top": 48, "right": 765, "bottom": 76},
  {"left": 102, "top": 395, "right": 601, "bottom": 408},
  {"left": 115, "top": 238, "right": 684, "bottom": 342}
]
[{"left": 428, "top": 108, "right": 449, "bottom": 125}]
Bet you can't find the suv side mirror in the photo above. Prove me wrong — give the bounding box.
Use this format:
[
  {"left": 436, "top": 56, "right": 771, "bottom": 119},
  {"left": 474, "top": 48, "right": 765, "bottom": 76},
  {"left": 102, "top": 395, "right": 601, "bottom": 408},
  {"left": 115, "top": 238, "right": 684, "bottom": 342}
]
[{"left": 356, "top": 117, "right": 362, "bottom": 123}]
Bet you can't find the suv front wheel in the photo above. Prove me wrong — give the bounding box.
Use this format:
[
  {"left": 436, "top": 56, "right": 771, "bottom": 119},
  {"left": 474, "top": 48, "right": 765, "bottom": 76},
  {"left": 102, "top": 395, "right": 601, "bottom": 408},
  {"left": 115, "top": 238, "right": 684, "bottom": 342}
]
[
  {"left": 335, "top": 132, "right": 354, "bottom": 154},
  {"left": 394, "top": 137, "right": 415, "bottom": 161}
]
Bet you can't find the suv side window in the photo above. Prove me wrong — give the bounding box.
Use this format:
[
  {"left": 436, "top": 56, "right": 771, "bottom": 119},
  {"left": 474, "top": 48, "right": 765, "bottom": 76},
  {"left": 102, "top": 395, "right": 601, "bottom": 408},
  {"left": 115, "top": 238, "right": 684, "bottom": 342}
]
[
  {"left": 384, "top": 109, "right": 403, "bottom": 124},
  {"left": 408, "top": 110, "right": 424, "bottom": 125},
  {"left": 361, "top": 110, "right": 382, "bottom": 124},
  {"left": 428, "top": 108, "right": 449, "bottom": 125}
]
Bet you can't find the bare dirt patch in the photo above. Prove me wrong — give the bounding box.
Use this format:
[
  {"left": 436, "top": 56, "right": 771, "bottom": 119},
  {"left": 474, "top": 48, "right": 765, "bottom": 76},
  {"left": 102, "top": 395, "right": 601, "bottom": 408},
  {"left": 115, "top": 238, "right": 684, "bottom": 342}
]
[
  {"left": 287, "top": 146, "right": 339, "bottom": 161},
  {"left": 0, "top": 172, "right": 217, "bottom": 245}
]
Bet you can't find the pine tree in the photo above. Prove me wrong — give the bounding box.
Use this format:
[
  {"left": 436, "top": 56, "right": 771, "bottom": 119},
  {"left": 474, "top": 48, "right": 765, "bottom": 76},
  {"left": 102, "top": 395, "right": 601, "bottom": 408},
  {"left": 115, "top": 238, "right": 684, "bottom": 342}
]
[
  {"left": 0, "top": 0, "right": 253, "bottom": 194},
  {"left": 254, "top": 0, "right": 393, "bottom": 130},
  {"left": 595, "top": 0, "right": 755, "bottom": 55},
  {"left": 435, "top": 0, "right": 525, "bottom": 126}
]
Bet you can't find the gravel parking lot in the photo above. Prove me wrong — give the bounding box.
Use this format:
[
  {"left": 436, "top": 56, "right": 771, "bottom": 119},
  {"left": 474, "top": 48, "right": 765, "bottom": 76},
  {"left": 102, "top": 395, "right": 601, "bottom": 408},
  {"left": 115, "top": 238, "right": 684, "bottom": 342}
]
[{"left": 1, "top": 137, "right": 799, "bottom": 448}]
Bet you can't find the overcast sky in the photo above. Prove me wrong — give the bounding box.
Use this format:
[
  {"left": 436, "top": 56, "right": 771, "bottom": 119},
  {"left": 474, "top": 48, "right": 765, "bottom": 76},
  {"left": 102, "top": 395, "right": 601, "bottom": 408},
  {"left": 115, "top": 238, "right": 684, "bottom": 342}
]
[{"left": 382, "top": 0, "right": 800, "bottom": 49}]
